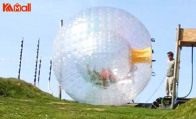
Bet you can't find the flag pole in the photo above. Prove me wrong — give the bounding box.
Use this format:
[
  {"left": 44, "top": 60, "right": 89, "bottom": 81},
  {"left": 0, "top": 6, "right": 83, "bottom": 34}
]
[
  {"left": 48, "top": 59, "right": 53, "bottom": 94},
  {"left": 37, "top": 57, "right": 42, "bottom": 87},
  {"left": 18, "top": 37, "right": 24, "bottom": 79},
  {"left": 34, "top": 39, "right": 40, "bottom": 86}
]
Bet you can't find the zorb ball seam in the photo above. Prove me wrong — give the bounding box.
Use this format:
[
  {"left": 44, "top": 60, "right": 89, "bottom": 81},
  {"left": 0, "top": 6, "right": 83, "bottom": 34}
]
[{"left": 52, "top": 7, "right": 152, "bottom": 105}]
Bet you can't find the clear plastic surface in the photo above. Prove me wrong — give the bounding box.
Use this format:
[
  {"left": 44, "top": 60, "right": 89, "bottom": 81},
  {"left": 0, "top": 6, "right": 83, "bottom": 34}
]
[{"left": 52, "top": 7, "right": 152, "bottom": 105}]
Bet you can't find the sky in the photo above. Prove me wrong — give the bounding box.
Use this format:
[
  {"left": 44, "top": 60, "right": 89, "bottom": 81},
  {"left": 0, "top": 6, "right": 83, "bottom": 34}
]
[{"left": 1, "top": 0, "right": 196, "bottom": 103}]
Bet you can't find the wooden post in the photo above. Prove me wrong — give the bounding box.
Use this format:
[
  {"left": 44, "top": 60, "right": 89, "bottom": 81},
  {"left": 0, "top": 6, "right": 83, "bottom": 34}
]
[
  {"left": 59, "top": 85, "right": 62, "bottom": 100},
  {"left": 171, "top": 24, "right": 181, "bottom": 109},
  {"left": 59, "top": 19, "right": 63, "bottom": 100}
]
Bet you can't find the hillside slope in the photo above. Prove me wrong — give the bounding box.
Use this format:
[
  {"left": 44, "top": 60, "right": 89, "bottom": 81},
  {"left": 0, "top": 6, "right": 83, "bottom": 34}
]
[{"left": 0, "top": 77, "right": 194, "bottom": 119}]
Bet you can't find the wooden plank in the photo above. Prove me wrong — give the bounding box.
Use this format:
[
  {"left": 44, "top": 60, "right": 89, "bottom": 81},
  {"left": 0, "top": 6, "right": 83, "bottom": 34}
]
[
  {"left": 180, "top": 41, "right": 196, "bottom": 47},
  {"left": 180, "top": 29, "right": 196, "bottom": 41}
]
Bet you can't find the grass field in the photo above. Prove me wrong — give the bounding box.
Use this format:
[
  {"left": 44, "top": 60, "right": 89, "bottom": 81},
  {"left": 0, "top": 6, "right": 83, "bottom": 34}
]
[{"left": 0, "top": 77, "right": 195, "bottom": 119}]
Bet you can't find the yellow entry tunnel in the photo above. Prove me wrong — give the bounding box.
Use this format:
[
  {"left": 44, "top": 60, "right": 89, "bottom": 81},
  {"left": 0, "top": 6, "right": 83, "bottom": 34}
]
[{"left": 130, "top": 47, "right": 152, "bottom": 65}]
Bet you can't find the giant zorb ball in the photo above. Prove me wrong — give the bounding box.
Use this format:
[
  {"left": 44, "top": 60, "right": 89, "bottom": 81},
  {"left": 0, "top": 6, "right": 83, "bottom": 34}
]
[{"left": 52, "top": 7, "right": 152, "bottom": 105}]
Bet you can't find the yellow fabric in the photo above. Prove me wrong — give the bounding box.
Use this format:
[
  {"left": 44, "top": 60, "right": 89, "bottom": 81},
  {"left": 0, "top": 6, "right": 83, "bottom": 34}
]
[{"left": 130, "top": 47, "right": 152, "bottom": 65}]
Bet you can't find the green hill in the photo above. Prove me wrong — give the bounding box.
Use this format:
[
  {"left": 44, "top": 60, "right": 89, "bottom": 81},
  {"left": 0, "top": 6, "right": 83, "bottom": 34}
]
[{"left": 0, "top": 77, "right": 195, "bottom": 119}]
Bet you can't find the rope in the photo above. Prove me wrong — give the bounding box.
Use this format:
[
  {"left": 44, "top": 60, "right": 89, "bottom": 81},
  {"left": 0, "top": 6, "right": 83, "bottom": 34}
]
[{"left": 145, "top": 75, "right": 166, "bottom": 103}]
